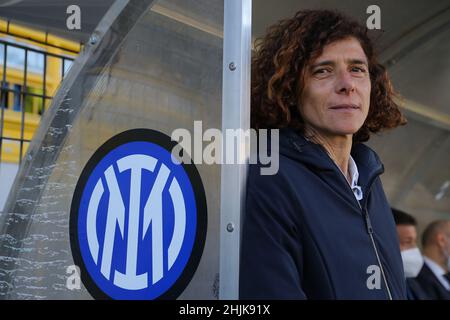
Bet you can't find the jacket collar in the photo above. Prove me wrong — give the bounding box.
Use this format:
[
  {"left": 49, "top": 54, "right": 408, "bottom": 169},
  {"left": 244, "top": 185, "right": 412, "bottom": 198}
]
[{"left": 278, "top": 127, "right": 384, "bottom": 194}]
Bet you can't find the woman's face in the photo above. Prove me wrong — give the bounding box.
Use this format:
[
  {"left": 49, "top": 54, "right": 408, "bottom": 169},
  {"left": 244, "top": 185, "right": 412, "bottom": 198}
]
[{"left": 299, "top": 37, "right": 371, "bottom": 139}]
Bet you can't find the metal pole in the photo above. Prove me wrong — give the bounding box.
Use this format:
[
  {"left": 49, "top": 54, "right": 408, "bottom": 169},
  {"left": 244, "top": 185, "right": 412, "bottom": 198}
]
[
  {"left": 19, "top": 49, "right": 28, "bottom": 165},
  {"left": 61, "top": 58, "right": 65, "bottom": 79},
  {"left": 0, "top": 44, "right": 7, "bottom": 163},
  {"left": 219, "top": 0, "right": 252, "bottom": 300},
  {"left": 42, "top": 54, "right": 47, "bottom": 114}
]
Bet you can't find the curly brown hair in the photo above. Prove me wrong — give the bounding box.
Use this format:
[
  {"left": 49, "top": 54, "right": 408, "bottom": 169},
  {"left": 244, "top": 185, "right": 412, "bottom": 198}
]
[{"left": 251, "top": 9, "right": 406, "bottom": 142}]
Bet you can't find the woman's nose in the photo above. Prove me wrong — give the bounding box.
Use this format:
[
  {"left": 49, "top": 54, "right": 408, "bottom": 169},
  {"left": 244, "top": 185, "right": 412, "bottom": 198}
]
[{"left": 335, "top": 71, "right": 356, "bottom": 94}]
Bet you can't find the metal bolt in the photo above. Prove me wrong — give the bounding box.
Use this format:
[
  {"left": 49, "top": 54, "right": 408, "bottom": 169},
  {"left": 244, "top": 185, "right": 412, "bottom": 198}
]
[
  {"left": 228, "top": 62, "right": 236, "bottom": 71},
  {"left": 89, "top": 34, "right": 98, "bottom": 45},
  {"left": 226, "top": 223, "right": 234, "bottom": 232}
]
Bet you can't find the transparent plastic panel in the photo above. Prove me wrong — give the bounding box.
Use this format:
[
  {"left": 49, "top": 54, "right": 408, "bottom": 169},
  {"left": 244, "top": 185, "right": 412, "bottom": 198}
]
[
  {"left": 0, "top": 0, "right": 223, "bottom": 299},
  {"left": 368, "top": 25, "right": 450, "bottom": 228}
]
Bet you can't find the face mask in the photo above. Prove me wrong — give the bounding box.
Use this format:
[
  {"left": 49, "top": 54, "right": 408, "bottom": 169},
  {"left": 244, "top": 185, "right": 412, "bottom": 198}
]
[{"left": 401, "top": 247, "right": 424, "bottom": 278}]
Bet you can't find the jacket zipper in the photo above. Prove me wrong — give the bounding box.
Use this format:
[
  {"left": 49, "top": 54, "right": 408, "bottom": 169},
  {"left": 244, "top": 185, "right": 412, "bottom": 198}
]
[
  {"left": 321, "top": 146, "right": 393, "bottom": 300},
  {"left": 357, "top": 193, "right": 393, "bottom": 300},
  {"left": 290, "top": 137, "right": 394, "bottom": 299}
]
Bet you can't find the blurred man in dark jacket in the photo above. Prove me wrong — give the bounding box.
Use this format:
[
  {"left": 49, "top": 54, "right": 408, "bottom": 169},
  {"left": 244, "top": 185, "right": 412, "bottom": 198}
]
[
  {"left": 392, "top": 208, "right": 428, "bottom": 299},
  {"left": 415, "top": 220, "right": 450, "bottom": 300}
]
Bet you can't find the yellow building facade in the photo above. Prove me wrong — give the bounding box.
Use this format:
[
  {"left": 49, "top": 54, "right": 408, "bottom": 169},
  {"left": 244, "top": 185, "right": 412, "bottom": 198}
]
[{"left": 0, "top": 19, "right": 79, "bottom": 163}]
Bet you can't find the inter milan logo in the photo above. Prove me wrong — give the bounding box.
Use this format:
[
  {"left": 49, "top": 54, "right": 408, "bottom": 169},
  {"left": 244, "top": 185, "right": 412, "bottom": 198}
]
[{"left": 70, "top": 129, "right": 207, "bottom": 300}]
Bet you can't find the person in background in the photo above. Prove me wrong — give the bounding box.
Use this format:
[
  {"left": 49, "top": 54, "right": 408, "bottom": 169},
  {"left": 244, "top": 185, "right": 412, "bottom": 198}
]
[
  {"left": 391, "top": 208, "right": 428, "bottom": 299},
  {"left": 415, "top": 220, "right": 450, "bottom": 300},
  {"left": 392, "top": 208, "right": 423, "bottom": 277}
]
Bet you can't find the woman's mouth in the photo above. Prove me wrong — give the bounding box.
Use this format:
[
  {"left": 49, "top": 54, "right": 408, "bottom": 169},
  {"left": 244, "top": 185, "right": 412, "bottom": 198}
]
[{"left": 329, "top": 104, "right": 360, "bottom": 110}]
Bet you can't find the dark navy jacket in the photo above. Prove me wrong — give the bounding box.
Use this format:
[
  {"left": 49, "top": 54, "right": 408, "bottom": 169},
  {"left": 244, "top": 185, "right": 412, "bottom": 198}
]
[
  {"left": 240, "top": 128, "right": 407, "bottom": 299},
  {"left": 408, "top": 264, "right": 450, "bottom": 300}
]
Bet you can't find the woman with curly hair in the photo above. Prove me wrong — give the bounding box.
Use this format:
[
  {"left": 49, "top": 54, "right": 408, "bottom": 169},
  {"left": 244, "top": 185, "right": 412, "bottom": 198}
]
[{"left": 240, "top": 9, "right": 407, "bottom": 299}]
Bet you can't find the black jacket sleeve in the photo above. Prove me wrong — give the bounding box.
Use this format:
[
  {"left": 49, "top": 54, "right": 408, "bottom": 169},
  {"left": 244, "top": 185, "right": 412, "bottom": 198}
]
[{"left": 239, "top": 165, "right": 307, "bottom": 299}]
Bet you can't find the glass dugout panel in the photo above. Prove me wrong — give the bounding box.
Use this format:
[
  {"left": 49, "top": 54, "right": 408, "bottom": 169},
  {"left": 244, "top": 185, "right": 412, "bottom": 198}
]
[{"left": 0, "top": 0, "right": 224, "bottom": 299}]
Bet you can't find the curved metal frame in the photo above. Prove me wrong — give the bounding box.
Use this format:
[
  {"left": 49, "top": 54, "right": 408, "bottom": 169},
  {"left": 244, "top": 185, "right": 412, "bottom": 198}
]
[{"left": 0, "top": 0, "right": 156, "bottom": 298}]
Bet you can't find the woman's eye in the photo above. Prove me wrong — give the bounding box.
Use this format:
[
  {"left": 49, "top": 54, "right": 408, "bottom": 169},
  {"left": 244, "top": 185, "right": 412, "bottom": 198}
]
[
  {"left": 314, "top": 68, "right": 331, "bottom": 75},
  {"left": 351, "top": 66, "right": 367, "bottom": 73}
]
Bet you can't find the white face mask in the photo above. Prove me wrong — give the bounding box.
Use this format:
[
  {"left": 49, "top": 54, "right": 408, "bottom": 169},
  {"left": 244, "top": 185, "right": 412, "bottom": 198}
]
[{"left": 401, "top": 247, "right": 424, "bottom": 278}]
